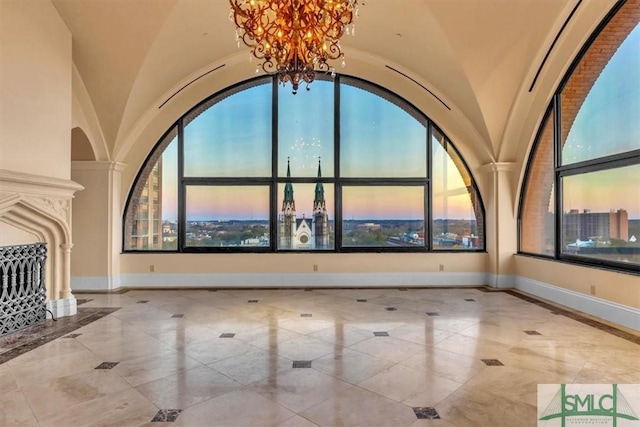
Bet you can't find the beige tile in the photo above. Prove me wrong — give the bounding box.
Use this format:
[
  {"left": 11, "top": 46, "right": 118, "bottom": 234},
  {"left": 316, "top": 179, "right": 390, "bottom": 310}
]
[
  {"left": 251, "top": 368, "right": 353, "bottom": 412},
  {"left": 359, "top": 364, "right": 462, "bottom": 404},
  {"left": 235, "top": 325, "right": 305, "bottom": 349},
  {"left": 0, "top": 362, "right": 19, "bottom": 393},
  {"left": 135, "top": 365, "right": 241, "bottom": 410},
  {"left": 309, "top": 324, "right": 375, "bottom": 347},
  {"left": 300, "top": 386, "right": 417, "bottom": 427},
  {"left": 388, "top": 322, "right": 456, "bottom": 346},
  {"left": 348, "top": 336, "right": 425, "bottom": 363},
  {"left": 276, "top": 415, "right": 320, "bottom": 427},
  {"left": 312, "top": 348, "right": 395, "bottom": 384},
  {"left": 275, "top": 335, "right": 337, "bottom": 361},
  {"left": 408, "top": 419, "right": 459, "bottom": 427},
  {"left": 210, "top": 347, "right": 292, "bottom": 385},
  {"left": 38, "top": 388, "right": 158, "bottom": 427},
  {"left": 0, "top": 390, "right": 39, "bottom": 427},
  {"left": 434, "top": 333, "right": 512, "bottom": 360},
  {"left": 182, "top": 336, "right": 255, "bottom": 364},
  {"left": 9, "top": 347, "right": 102, "bottom": 388},
  {"left": 114, "top": 350, "right": 203, "bottom": 387},
  {"left": 400, "top": 348, "right": 487, "bottom": 384},
  {"left": 435, "top": 385, "right": 537, "bottom": 427},
  {"left": 21, "top": 369, "right": 131, "bottom": 419},
  {"left": 175, "top": 389, "right": 295, "bottom": 427},
  {"left": 277, "top": 318, "right": 337, "bottom": 335}
]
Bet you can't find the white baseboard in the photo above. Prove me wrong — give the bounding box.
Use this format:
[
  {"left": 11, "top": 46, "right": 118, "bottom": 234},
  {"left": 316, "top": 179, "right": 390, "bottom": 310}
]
[
  {"left": 515, "top": 276, "right": 640, "bottom": 332},
  {"left": 71, "top": 276, "right": 111, "bottom": 291},
  {"left": 46, "top": 297, "right": 77, "bottom": 319},
  {"left": 119, "top": 272, "right": 486, "bottom": 288},
  {"left": 486, "top": 273, "right": 516, "bottom": 289}
]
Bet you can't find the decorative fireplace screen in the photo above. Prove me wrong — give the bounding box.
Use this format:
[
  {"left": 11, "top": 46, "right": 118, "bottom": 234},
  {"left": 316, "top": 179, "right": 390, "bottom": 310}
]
[{"left": 0, "top": 243, "right": 47, "bottom": 337}]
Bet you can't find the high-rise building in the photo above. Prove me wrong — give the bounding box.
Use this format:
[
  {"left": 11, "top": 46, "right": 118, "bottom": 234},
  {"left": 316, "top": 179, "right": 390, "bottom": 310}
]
[{"left": 563, "top": 208, "right": 629, "bottom": 242}]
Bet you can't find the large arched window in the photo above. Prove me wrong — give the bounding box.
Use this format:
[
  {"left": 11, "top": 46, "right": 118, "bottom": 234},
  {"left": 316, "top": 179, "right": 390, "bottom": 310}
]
[
  {"left": 124, "top": 76, "right": 484, "bottom": 253},
  {"left": 519, "top": 0, "right": 640, "bottom": 272}
]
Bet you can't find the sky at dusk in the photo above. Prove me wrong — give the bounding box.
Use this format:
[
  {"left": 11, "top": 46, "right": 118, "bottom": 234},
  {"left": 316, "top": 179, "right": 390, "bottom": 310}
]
[{"left": 563, "top": 23, "right": 639, "bottom": 218}]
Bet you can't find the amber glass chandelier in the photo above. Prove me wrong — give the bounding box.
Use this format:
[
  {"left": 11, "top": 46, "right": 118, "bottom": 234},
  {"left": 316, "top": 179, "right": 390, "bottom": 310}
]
[{"left": 229, "top": 0, "right": 359, "bottom": 94}]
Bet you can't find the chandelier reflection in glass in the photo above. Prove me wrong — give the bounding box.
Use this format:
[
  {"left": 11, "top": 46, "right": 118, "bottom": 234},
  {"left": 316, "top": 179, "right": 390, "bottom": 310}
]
[{"left": 229, "top": 0, "right": 359, "bottom": 94}]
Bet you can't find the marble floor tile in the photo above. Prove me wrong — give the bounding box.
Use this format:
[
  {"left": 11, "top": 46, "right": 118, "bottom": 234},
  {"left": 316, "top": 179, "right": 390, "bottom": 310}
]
[
  {"left": 275, "top": 335, "right": 338, "bottom": 361},
  {"left": 182, "top": 335, "right": 255, "bottom": 365},
  {"left": 114, "top": 350, "right": 204, "bottom": 387},
  {"left": 433, "top": 333, "right": 513, "bottom": 360},
  {"left": 308, "top": 324, "right": 374, "bottom": 347},
  {"left": 175, "top": 389, "right": 296, "bottom": 427},
  {"left": 21, "top": 369, "right": 132, "bottom": 419},
  {"left": 234, "top": 325, "right": 305, "bottom": 349},
  {"left": 400, "top": 348, "right": 487, "bottom": 384},
  {"left": 38, "top": 387, "right": 159, "bottom": 427},
  {"left": 250, "top": 367, "right": 353, "bottom": 412},
  {"left": 209, "top": 347, "right": 293, "bottom": 385},
  {"left": 0, "top": 361, "right": 19, "bottom": 393},
  {"left": 387, "top": 322, "right": 456, "bottom": 346},
  {"left": 358, "top": 363, "right": 462, "bottom": 404},
  {"left": 0, "top": 390, "right": 39, "bottom": 427},
  {"left": 300, "top": 385, "right": 417, "bottom": 427},
  {"left": 275, "top": 415, "right": 320, "bottom": 427},
  {"left": 435, "top": 384, "right": 537, "bottom": 427},
  {"left": 135, "top": 365, "right": 241, "bottom": 409},
  {"left": 311, "top": 348, "right": 395, "bottom": 385},
  {"left": 348, "top": 336, "right": 425, "bottom": 363}
]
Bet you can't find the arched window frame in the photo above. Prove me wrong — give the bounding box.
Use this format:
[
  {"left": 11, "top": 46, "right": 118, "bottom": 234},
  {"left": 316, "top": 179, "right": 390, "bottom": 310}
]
[
  {"left": 123, "top": 75, "right": 486, "bottom": 253},
  {"left": 519, "top": 0, "right": 640, "bottom": 274}
]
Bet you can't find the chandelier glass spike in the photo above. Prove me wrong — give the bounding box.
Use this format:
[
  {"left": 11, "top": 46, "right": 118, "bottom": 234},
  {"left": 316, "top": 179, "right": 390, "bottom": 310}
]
[{"left": 229, "top": 0, "right": 359, "bottom": 94}]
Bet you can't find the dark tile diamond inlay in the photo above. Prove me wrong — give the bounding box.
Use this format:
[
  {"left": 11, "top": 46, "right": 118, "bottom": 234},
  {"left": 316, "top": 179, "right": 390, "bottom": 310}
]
[
  {"left": 151, "top": 409, "right": 182, "bottom": 423},
  {"left": 62, "top": 333, "right": 81, "bottom": 339},
  {"left": 137, "top": 300, "right": 149, "bottom": 304},
  {"left": 384, "top": 307, "right": 397, "bottom": 311},
  {"left": 426, "top": 312, "right": 440, "bottom": 316},
  {"left": 356, "top": 299, "right": 367, "bottom": 302},
  {"left": 95, "top": 362, "right": 119, "bottom": 370},
  {"left": 300, "top": 313, "right": 312, "bottom": 318},
  {"left": 481, "top": 359, "right": 504, "bottom": 366},
  {"left": 171, "top": 314, "right": 184, "bottom": 318},
  {"left": 220, "top": 333, "right": 235, "bottom": 338},
  {"left": 292, "top": 360, "right": 312, "bottom": 368},
  {"left": 524, "top": 330, "right": 542, "bottom": 335},
  {"left": 464, "top": 298, "right": 476, "bottom": 302},
  {"left": 373, "top": 331, "right": 389, "bottom": 337},
  {"left": 248, "top": 300, "right": 259, "bottom": 303},
  {"left": 413, "top": 407, "right": 441, "bottom": 419}
]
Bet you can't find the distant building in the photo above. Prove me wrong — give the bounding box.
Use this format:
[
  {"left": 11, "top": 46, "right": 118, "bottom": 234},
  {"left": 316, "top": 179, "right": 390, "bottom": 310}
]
[
  {"left": 563, "top": 209, "right": 628, "bottom": 241},
  {"left": 129, "top": 161, "right": 163, "bottom": 249},
  {"left": 279, "top": 159, "right": 330, "bottom": 249}
]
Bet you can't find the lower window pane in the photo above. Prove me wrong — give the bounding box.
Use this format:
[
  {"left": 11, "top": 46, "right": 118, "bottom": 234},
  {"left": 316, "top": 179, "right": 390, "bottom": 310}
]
[
  {"left": 277, "top": 183, "right": 335, "bottom": 250},
  {"left": 185, "top": 186, "right": 270, "bottom": 247},
  {"left": 342, "top": 186, "right": 425, "bottom": 247},
  {"left": 561, "top": 165, "right": 640, "bottom": 266}
]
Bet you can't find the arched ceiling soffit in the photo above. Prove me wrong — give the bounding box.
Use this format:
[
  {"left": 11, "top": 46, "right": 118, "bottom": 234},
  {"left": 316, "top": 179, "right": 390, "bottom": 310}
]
[{"left": 54, "top": 0, "right": 571, "bottom": 165}]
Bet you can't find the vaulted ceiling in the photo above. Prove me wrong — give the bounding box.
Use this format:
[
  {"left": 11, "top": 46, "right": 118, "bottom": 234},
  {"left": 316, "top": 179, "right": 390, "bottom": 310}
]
[{"left": 53, "top": 0, "right": 615, "bottom": 170}]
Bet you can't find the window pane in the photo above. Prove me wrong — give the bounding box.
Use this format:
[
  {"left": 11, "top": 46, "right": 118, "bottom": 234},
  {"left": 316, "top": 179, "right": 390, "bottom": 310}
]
[
  {"left": 432, "top": 129, "right": 484, "bottom": 250},
  {"left": 520, "top": 109, "right": 555, "bottom": 255},
  {"left": 342, "top": 186, "right": 425, "bottom": 247},
  {"left": 278, "top": 80, "right": 334, "bottom": 177},
  {"left": 561, "top": 20, "right": 640, "bottom": 165},
  {"left": 185, "top": 186, "right": 270, "bottom": 247},
  {"left": 340, "top": 83, "right": 427, "bottom": 177},
  {"left": 125, "top": 128, "right": 178, "bottom": 251},
  {"left": 277, "top": 183, "right": 334, "bottom": 250},
  {"left": 184, "top": 82, "right": 272, "bottom": 177},
  {"left": 561, "top": 164, "right": 640, "bottom": 266}
]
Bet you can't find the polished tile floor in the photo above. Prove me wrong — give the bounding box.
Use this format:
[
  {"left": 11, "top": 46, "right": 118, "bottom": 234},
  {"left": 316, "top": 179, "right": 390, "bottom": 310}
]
[{"left": 1, "top": 287, "right": 639, "bottom": 427}]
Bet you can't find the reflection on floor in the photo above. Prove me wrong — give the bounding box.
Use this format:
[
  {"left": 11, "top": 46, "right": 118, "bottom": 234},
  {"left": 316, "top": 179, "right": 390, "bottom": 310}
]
[{"left": 1, "top": 287, "right": 638, "bottom": 427}]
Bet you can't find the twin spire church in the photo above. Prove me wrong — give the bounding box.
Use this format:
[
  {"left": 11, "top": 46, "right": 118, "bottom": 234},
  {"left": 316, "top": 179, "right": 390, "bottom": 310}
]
[{"left": 279, "top": 159, "right": 330, "bottom": 249}]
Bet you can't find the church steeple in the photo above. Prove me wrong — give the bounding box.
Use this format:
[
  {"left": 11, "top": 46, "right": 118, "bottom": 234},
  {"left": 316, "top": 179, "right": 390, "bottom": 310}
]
[
  {"left": 283, "top": 157, "right": 294, "bottom": 203},
  {"left": 314, "top": 158, "right": 324, "bottom": 203}
]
